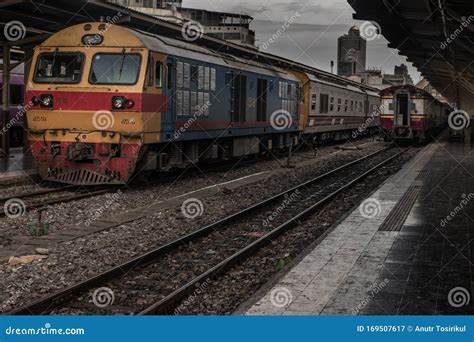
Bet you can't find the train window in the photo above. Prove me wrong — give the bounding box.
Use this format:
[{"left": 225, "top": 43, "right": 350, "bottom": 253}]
[
  {"left": 34, "top": 52, "right": 84, "bottom": 84},
  {"left": 89, "top": 53, "right": 141, "bottom": 85},
  {"left": 311, "top": 94, "right": 317, "bottom": 111},
  {"left": 204, "top": 67, "right": 210, "bottom": 91},
  {"left": 183, "top": 63, "right": 190, "bottom": 88},
  {"left": 350, "top": 100, "right": 354, "bottom": 111},
  {"left": 337, "top": 98, "right": 342, "bottom": 112},
  {"left": 344, "top": 99, "right": 348, "bottom": 112},
  {"left": 198, "top": 66, "right": 204, "bottom": 90},
  {"left": 191, "top": 66, "right": 198, "bottom": 82},
  {"left": 147, "top": 57, "right": 154, "bottom": 87},
  {"left": 359, "top": 101, "right": 363, "bottom": 112},
  {"left": 329, "top": 97, "right": 334, "bottom": 112},
  {"left": 320, "top": 94, "right": 329, "bottom": 114},
  {"left": 155, "top": 61, "right": 163, "bottom": 88},
  {"left": 210, "top": 68, "right": 216, "bottom": 91},
  {"left": 176, "top": 62, "right": 184, "bottom": 88}
]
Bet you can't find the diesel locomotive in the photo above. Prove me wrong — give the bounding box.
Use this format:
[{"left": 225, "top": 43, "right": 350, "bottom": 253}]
[{"left": 26, "top": 22, "right": 380, "bottom": 185}]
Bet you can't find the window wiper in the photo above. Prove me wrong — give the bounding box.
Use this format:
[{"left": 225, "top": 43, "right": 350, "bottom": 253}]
[{"left": 118, "top": 49, "right": 126, "bottom": 81}]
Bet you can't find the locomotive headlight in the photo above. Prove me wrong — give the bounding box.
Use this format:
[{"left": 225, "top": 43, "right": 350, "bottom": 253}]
[
  {"left": 112, "top": 96, "right": 126, "bottom": 110},
  {"left": 125, "top": 99, "right": 134, "bottom": 109},
  {"left": 40, "top": 94, "right": 53, "bottom": 108},
  {"left": 31, "top": 96, "right": 41, "bottom": 106}
]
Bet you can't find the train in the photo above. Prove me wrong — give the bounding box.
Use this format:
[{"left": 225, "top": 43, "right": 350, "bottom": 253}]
[
  {"left": 380, "top": 85, "right": 450, "bottom": 143},
  {"left": 0, "top": 71, "right": 25, "bottom": 147},
  {"left": 25, "top": 22, "right": 380, "bottom": 185}
]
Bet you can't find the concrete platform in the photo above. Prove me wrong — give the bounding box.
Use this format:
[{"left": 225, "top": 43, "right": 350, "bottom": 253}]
[
  {"left": 0, "top": 147, "right": 37, "bottom": 183},
  {"left": 246, "top": 136, "right": 474, "bottom": 315}
]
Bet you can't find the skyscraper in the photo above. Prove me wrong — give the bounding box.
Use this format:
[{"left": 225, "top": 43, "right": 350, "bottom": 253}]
[{"left": 337, "top": 26, "right": 366, "bottom": 77}]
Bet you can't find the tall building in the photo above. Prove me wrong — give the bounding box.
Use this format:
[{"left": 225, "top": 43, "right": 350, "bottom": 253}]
[
  {"left": 107, "top": 0, "right": 256, "bottom": 47},
  {"left": 337, "top": 26, "right": 366, "bottom": 77}
]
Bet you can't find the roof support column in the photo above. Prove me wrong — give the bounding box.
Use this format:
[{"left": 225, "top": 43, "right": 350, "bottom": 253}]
[{"left": 1, "top": 43, "right": 11, "bottom": 159}]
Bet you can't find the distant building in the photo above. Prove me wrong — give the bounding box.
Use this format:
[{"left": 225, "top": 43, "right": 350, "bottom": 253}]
[
  {"left": 337, "top": 26, "right": 367, "bottom": 77},
  {"left": 382, "top": 64, "right": 414, "bottom": 86},
  {"left": 107, "top": 0, "right": 256, "bottom": 47}
]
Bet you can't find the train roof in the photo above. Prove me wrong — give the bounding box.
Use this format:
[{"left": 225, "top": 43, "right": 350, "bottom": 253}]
[
  {"left": 37, "top": 23, "right": 299, "bottom": 82},
  {"left": 306, "top": 73, "right": 379, "bottom": 97},
  {"left": 380, "top": 84, "right": 432, "bottom": 97},
  {"left": 132, "top": 28, "right": 300, "bottom": 81},
  {"left": 381, "top": 84, "right": 451, "bottom": 107}
]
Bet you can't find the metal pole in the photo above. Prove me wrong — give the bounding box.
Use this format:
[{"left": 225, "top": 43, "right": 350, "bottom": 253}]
[{"left": 1, "top": 43, "right": 11, "bottom": 158}]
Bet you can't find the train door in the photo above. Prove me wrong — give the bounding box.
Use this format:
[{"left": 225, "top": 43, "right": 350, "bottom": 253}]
[
  {"left": 256, "top": 78, "right": 268, "bottom": 122},
  {"left": 232, "top": 74, "right": 247, "bottom": 122},
  {"left": 395, "top": 92, "right": 409, "bottom": 126},
  {"left": 164, "top": 57, "right": 176, "bottom": 127}
]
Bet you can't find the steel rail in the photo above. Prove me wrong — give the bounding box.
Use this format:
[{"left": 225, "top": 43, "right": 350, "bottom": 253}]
[{"left": 7, "top": 146, "right": 400, "bottom": 315}]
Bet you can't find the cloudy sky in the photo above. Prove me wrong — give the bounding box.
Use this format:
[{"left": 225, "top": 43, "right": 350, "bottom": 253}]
[{"left": 183, "top": 0, "right": 421, "bottom": 83}]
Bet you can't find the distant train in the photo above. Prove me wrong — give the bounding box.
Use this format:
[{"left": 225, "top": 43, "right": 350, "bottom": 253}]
[
  {"left": 0, "top": 72, "right": 25, "bottom": 147},
  {"left": 380, "top": 85, "right": 450, "bottom": 143},
  {"left": 25, "top": 22, "right": 380, "bottom": 185}
]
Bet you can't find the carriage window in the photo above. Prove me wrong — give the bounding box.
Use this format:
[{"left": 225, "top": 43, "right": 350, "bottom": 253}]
[
  {"left": 34, "top": 52, "right": 84, "bottom": 84},
  {"left": 311, "top": 94, "right": 317, "bottom": 111},
  {"left": 344, "top": 99, "right": 348, "bottom": 112},
  {"left": 155, "top": 61, "right": 163, "bottom": 87},
  {"left": 320, "top": 94, "right": 329, "bottom": 114},
  {"left": 90, "top": 53, "right": 141, "bottom": 85},
  {"left": 337, "top": 98, "right": 342, "bottom": 112},
  {"left": 329, "top": 97, "right": 334, "bottom": 112}
]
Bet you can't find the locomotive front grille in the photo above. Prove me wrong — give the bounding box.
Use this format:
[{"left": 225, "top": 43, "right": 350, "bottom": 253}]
[{"left": 47, "top": 169, "right": 124, "bottom": 186}]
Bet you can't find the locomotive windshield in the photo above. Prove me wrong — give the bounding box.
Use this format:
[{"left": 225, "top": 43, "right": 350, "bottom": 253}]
[
  {"left": 34, "top": 52, "right": 84, "bottom": 84},
  {"left": 89, "top": 53, "right": 141, "bottom": 85}
]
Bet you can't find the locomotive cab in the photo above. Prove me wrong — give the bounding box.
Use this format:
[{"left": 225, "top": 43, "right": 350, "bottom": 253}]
[{"left": 26, "top": 22, "right": 153, "bottom": 185}]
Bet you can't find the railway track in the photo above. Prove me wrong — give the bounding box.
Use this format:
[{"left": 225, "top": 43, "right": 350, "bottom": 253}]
[
  {"left": 8, "top": 146, "right": 408, "bottom": 315},
  {"left": 0, "top": 186, "right": 114, "bottom": 218}
]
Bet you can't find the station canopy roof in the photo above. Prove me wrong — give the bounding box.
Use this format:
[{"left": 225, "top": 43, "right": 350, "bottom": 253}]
[{"left": 348, "top": 0, "right": 473, "bottom": 112}]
